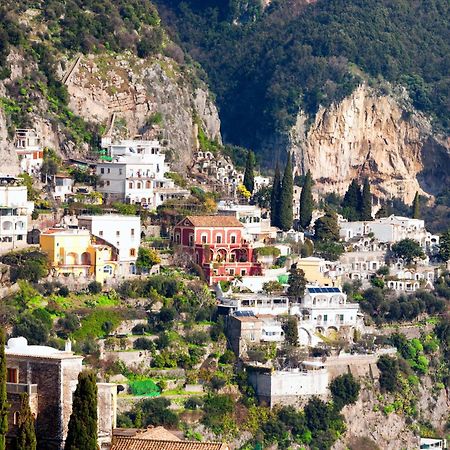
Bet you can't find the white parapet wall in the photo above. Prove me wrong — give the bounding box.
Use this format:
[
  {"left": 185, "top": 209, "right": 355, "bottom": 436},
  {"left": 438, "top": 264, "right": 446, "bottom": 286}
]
[{"left": 248, "top": 367, "right": 329, "bottom": 407}]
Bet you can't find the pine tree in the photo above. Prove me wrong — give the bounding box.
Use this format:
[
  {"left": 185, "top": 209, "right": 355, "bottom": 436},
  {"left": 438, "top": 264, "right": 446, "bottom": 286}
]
[
  {"left": 287, "top": 264, "right": 307, "bottom": 301},
  {"left": 299, "top": 170, "right": 313, "bottom": 229},
  {"left": 361, "top": 177, "right": 372, "bottom": 220},
  {"left": 412, "top": 191, "right": 420, "bottom": 219},
  {"left": 15, "top": 393, "right": 36, "bottom": 450},
  {"left": 270, "top": 162, "right": 281, "bottom": 227},
  {"left": 342, "top": 179, "right": 362, "bottom": 221},
  {"left": 243, "top": 150, "right": 255, "bottom": 194},
  {"left": 279, "top": 154, "right": 294, "bottom": 231},
  {"left": 0, "top": 329, "right": 8, "bottom": 450},
  {"left": 65, "top": 371, "right": 98, "bottom": 450}
]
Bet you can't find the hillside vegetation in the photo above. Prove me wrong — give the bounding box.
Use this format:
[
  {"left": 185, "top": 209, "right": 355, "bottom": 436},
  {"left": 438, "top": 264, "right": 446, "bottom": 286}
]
[{"left": 158, "top": 0, "right": 450, "bottom": 156}]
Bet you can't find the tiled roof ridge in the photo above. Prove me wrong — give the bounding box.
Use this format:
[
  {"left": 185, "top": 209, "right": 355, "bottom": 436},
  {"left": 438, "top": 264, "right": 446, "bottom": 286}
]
[{"left": 117, "top": 437, "right": 225, "bottom": 444}]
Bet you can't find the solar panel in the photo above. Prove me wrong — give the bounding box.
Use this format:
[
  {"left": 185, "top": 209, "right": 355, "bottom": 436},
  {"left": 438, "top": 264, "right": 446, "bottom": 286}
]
[
  {"left": 307, "top": 287, "right": 341, "bottom": 294},
  {"left": 234, "top": 311, "right": 255, "bottom": 317}
]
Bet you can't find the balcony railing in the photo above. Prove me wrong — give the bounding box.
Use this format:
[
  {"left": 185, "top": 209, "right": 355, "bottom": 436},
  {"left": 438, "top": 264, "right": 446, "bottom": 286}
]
[{"left": 6, "top": 383, "right": 38, "bottom": 395}]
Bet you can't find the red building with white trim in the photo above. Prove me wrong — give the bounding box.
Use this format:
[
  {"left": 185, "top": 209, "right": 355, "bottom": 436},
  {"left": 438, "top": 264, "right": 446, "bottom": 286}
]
[{"left": 173, "top": 215, "right": 262, "bottom": 284}]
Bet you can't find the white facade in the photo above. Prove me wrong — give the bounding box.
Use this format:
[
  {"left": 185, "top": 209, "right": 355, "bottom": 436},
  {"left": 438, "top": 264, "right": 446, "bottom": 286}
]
[
  {"left": 339, "top": 215, "right": 439, "bottom": 251},
  {"left": 14, "top": 129, "right": 43, "bottom": 175},
  {"left": 77, "top": 214, "right": 141, "bottom": 275},
  {"left": 248, "top": 364, "right": 329, "bottom": 406},
  {"left": 96, "top": 139, "right": 188, "bottom": 209},
  {"left": 217, "top": 202, "right": 265, "bottom": 241},
  {"left": 254, "top": 175, "right": 270, "bottom": 192},
  {"left": 53, "top": 176, "right": 74, "bottom": 202},
  {"left": 0, "top": 177, "right": 34, "bottom": 251},
  {"left": 291, "top": 286, "right": 360, "bottom": 345}
]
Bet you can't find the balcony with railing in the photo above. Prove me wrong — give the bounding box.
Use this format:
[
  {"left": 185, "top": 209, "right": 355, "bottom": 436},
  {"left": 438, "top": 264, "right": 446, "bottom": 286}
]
[{"left": 6, "top": 383, "right": 38, "bottom": 395}]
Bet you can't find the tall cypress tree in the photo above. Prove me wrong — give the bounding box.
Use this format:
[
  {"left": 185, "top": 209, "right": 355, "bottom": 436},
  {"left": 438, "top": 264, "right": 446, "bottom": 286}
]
[
  {"left": 65, "top": 371, "right": 97, "bottom": 450},
  {"left": 361, "top": 177, "right": 372, "bottom": 220},
  {"left": 412, "top": 191, "right": 420, "bottom": 219},
  {"left": 299, "top": 170, "right": 313, "bottom": 229},
  {"left": 270, "top": 162, "right": 281, "bottom": 227},
  {"left": 243, "top": 150, "right": 255, "bottom": 194},
  {"left": 342, "top": 179, "right": 362, "bottom": 221},
  {"left": 15, "top": 393, "right": 36, "bottom": 450},
  {"left": 279, "top": 153, "right": 294, "bottom": 231},
  {"left": 0, "top": 328, "right": 8, "bottom": 450}
]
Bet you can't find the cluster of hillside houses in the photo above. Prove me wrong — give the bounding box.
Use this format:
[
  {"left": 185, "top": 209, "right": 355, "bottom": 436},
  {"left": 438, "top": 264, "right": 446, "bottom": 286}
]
[{"left": 1, "top": 128, "right": 447, "bottom": 448}]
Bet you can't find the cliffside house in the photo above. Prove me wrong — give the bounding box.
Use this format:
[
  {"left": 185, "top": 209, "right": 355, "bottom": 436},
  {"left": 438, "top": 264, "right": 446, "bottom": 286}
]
[
  {"left": 96, "top": 139, "right": 189, "bottom": 209},
  {"left": 172, "top": 215, "right": 263, "bottom": 284},
  {"left": 0, "top": 175, "right": 34, "bottom": 252},
  {"left": 339, "top": 215, "right": 439, "bottom": 252},
  {"left": 224, "top": 286, "right": 360, "bottom": 349},
  {"left": 14, "top": 128, "right": 43, "bottom": 175},
  {"left": 5, "top": 337, "right": 116, "bottom": 450}
]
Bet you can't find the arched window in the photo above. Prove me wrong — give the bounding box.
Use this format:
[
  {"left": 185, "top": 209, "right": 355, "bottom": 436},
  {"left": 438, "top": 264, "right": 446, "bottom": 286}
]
[{"left": 103, "top": 265, "right": 113, "bottom": 275}]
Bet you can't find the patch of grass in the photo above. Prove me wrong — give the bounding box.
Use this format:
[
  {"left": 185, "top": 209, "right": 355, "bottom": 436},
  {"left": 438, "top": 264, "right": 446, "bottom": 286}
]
[{"left": 71, "top": 309, "right": 121, "bottom": 340}]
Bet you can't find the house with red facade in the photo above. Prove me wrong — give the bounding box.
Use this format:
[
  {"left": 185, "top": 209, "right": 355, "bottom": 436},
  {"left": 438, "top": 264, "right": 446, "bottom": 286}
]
[{"left": 172, "top": 215, "right": 263, "bottom": 284}]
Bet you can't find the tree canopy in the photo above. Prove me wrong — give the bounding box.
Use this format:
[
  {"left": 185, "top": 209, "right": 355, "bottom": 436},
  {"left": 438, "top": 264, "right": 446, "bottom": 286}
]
[{"left": 391, "top": 239, "right": 425, "bottom": 264}]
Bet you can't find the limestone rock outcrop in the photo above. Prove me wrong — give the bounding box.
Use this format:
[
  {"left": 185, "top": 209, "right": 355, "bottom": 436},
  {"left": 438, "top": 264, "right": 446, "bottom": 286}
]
[
  {"left": 290, "top": 85, "right": 450, "bottom": 203},
  {"left": 66, "top": 54, "right": 221, "bottom": 171}
]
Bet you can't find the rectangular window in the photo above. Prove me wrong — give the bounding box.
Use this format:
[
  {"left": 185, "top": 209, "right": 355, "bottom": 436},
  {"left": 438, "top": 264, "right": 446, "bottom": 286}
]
[
  {"left": 131, "top": 229, "right": 135, "bottom": 237},
  {"left": 100, "top": 168, "right": 105, "bottom": 174},
  {"left": 201, "top": 235, "right": 207, "bottom": 244},
  {"left": 7, "top": 368, "right": 18, "bottom": 383},
  {"left": 116, "top": 231, "right": 120, "bottom": 237},
  {"left": 241, "top": 269, "right": 246, "bottom": 276},
  {"left": 324, "top": 315, "right": 328, "bottom": 322},
  {"left": 119, "top": 169, "right": 123, "bottom": 175},
  {"left": 231, "top": 235, "right": 236, "bottom": 244},
  {"left": 339, "top": 314, "right": 344, "bottom": 322},
  {"left": 129, "top": 182, "right": 133, "bottom": 188},
  {"left": 130, "top": 248, "right": 136, "bottom": 257},
  {"left": 229, "top": 268, "right": 235, "bottom": 275},
  {"left": 216, "top": 235, "right": 222, "bottom": 244},
  {"left": 189, "top": 234, "right": 194, "bottom": 246},
  {"left": 107, "top": 168, "right": 111, "bottom": 174},
  {"left": 99, "top": 230, "right": 103, "bottom": 236}
]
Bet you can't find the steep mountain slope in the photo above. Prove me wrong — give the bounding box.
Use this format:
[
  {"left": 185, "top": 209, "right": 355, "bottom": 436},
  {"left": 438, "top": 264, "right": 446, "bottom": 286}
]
[
  {"left": 0, "top": 0, "right": 220, "bottom": 173},
  {"left": 157, "top": 0, "right": 450, "bottom": 200}
]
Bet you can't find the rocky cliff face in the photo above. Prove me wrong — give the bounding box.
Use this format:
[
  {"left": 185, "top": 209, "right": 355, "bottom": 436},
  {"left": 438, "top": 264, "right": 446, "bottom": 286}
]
[
  {"left": 66, "top": 53, "right": 221, "bottom": 170},
  {"left": 333, "top": 375, "right": 450, "bottom": 450},
  {"left": 290, "top": 85, "right": 450, "bottom": 203}
]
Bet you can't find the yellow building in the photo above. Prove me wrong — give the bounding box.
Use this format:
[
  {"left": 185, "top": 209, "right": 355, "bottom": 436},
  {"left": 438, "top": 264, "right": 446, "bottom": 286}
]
[
  {"left": 40, "top": 228, "right": 117, "bottom": 283},
  {"left": 295, "top": 256, "right": 341, "bottom": 287}
]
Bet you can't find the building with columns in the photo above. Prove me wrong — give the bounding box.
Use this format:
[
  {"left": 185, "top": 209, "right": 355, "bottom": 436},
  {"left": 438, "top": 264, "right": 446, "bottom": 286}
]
[{"left": 172, "top": 215, "right": 262, "bottom": 284}]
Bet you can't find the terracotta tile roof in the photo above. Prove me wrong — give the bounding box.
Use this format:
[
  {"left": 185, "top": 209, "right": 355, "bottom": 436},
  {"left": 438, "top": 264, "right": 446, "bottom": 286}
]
[
  {"left": 111, "top": 437, "right": 229, "bottom": 450},
  {"left": 137, "top": 427, "right": 181, "bottom": 441},
  {"left": 183, "top": 215, "right": 243, "bottom": 228}
]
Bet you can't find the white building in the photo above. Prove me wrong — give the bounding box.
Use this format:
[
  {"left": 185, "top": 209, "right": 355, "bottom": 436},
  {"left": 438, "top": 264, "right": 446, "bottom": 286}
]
[
  {"left": 14, "top": 129, "right": 43, "bottom": 175},
  {"left": 291, "top": 286, "right": 360, "bottom": 345},
  {"left": 77, "top": 214, "right": 141, "bottom": 275},
  {"left": 53, "top": 174, "right": 74, "bottom": 202},
  {"left": 223, "top": 285, "right": 360, "bottom": 348},
  {"left": 96, "top": 139, "right": 188, "bottom": 209},
  {"left": 248, "top": 363, "right": 329, "bottom": 407},
  {"left": 0, "top": 176, "right": 34, "bottom": 251},
  {"left": 217, "top": 202, "right": 266, "bottom": 241},
  {"left": 339, "top": 215, "right": 439, "bottom": 251},
  {"left": 254, "top": 175, "right": 270, "bottom": 192}
]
